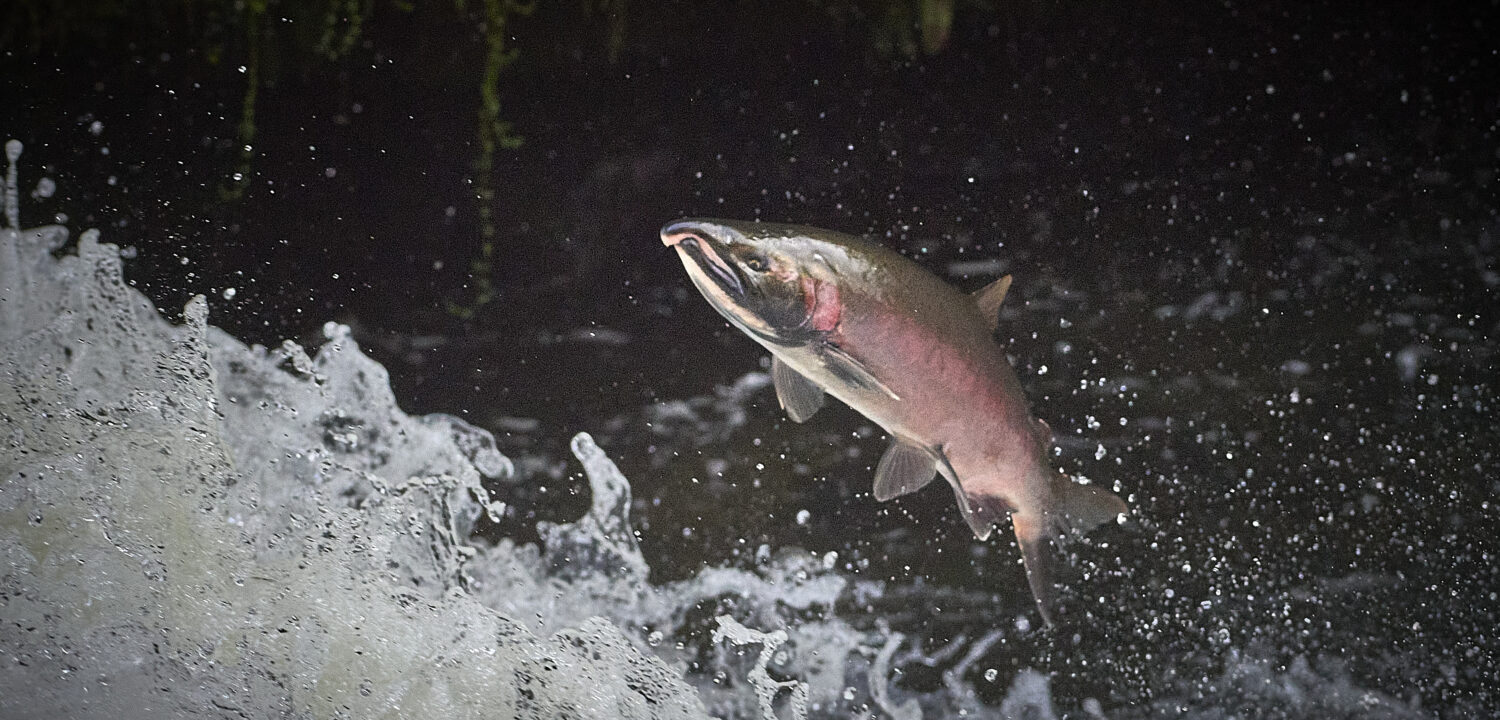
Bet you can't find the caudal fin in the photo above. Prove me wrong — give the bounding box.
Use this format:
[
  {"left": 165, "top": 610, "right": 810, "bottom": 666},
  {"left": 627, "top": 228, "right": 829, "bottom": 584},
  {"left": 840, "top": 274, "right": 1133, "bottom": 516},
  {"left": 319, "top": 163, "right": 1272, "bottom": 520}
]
[
  {"left": 1011, "top": 512, "right": 1059, "bottom": 627},
  {"left": 1014, "top": 473, "right": 1128, "bottom": 627},
  {"left": 1051, "top": 474, "right": 1128, "bottom": 535}
]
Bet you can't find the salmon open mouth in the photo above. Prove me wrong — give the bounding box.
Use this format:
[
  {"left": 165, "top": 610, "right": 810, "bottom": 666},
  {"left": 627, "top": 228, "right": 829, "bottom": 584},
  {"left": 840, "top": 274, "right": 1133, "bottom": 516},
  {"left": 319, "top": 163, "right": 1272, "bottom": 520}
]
[{"left": 667, "top": 233, "right": 745, "bottom": 299}]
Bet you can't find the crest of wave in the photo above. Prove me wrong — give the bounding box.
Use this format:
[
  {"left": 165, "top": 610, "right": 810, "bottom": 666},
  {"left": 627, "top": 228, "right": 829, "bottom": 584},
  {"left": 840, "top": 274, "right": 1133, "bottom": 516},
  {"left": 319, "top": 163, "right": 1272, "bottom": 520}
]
[{"left": 2, "top": 139, "right": 1064, "bottom": 719}]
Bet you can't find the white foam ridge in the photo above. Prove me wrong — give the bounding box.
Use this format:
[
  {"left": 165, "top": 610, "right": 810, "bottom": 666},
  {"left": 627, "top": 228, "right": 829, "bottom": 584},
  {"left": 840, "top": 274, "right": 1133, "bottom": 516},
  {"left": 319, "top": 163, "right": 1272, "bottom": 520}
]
[{"left": 2, "top": 139, "right": 1435, "bottom": 719}]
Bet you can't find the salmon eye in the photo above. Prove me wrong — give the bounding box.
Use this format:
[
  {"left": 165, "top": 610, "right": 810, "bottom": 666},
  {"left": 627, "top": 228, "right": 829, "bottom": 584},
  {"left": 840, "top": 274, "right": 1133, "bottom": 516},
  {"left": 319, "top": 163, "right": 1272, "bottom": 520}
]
[{"left": 743, "top": 254, "right": 771, "bottom": 273}]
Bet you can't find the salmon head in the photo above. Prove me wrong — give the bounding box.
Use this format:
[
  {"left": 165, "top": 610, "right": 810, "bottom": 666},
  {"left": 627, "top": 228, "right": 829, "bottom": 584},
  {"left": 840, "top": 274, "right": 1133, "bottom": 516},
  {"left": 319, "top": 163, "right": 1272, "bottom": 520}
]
[{"left": 660, "top": 219, "right": 845, "bottom": 348}]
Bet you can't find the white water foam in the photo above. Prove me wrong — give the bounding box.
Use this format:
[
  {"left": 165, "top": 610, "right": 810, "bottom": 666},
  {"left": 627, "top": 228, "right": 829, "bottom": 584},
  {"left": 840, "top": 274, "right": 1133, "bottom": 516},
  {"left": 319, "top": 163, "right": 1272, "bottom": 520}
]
[{"left": 2, "top": 139, "right": 1434, "bottom": 719}]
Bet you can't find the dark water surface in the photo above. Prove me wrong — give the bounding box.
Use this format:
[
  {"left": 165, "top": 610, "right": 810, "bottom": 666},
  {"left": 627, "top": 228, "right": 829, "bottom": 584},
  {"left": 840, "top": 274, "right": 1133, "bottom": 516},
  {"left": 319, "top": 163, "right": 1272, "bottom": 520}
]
[{"left": 4, "top": 1, "right": 1495, "bottom": 714}]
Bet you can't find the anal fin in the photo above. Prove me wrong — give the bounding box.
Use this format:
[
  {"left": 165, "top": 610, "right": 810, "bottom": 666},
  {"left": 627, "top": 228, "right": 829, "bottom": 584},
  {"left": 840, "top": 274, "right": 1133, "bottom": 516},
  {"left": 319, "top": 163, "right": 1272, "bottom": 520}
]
[
  {"left": 955, "top": 489, "right": 1012, "bottom": 542},
  {"left": 925, "top": 450, "right": 1004, "bottom": 540}
]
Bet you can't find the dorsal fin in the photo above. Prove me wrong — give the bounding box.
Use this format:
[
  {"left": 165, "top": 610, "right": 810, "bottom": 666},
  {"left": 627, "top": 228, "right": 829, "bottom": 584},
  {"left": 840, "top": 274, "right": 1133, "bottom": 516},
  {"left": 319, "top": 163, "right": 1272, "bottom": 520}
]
[{"left": 972, "top": 274, "right": 1013, "bottom": 331}]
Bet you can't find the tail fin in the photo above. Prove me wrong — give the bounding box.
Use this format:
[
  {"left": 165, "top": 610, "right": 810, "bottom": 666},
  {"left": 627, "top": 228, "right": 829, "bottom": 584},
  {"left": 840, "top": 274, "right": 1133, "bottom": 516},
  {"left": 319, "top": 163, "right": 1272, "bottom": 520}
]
[
  {"left": 1051, "top": 474, "right": 1128, "bottom": 535},
  {"left": 1011, "top": 512, "right": 1059, "bottom": 627},
  {"left": 1013, "top": 473, "right": 1127, "bottom": 627}
]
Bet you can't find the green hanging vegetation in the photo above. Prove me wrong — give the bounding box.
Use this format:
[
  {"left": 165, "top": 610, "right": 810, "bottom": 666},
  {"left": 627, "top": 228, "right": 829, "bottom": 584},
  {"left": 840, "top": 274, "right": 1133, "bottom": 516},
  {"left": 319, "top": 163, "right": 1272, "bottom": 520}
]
[
  {"left": 4, "top": 0, "right": 996, "bottom": 318},
  {"left": 447, "top": 0, "right": 535, "bottom": 320},
  {"left": 2, "top": 0, "right": 538, "bottom": 319},
  {"left": 224, "top": 0, "right": 266, "bottom": 200}
]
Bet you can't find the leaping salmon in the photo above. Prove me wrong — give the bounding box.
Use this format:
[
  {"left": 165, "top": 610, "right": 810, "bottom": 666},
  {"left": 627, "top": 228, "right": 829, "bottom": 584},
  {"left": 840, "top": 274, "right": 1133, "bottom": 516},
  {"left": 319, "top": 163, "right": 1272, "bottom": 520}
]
[{"left": 662, "top": 218, "right": 1127, "bottom": 626}]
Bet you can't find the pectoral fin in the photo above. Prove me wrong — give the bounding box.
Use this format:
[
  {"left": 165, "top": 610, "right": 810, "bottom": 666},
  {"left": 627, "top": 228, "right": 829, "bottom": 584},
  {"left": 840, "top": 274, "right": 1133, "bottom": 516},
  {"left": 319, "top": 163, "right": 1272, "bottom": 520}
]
[
  {"left": 972, "top": 274, "right": 1013, "bottom": 331},
  {"left": 824, "top": 345, "right": 900, "bottom": 401},
  {"left": 872, "top": 440, "right": 938, "bottom": 501},
  {"left": 772, "top": 356, "right": 825, "bottom": 423}
]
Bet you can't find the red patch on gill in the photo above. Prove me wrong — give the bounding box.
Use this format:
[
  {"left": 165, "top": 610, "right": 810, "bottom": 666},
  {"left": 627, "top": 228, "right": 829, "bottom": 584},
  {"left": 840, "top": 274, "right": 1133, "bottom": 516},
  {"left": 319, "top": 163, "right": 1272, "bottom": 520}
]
[{"left": 801, "top": 275, "right": 842, "bottom": 333}]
